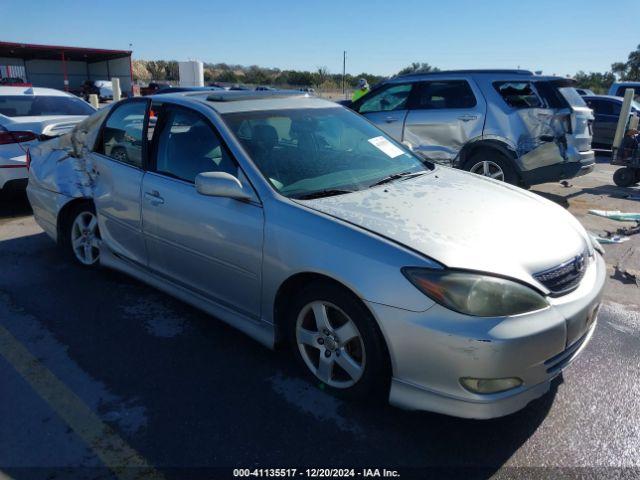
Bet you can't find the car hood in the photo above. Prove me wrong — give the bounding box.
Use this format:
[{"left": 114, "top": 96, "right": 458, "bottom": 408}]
[{"left": 298, "top": 167, "right": 591, "bottom": 291}]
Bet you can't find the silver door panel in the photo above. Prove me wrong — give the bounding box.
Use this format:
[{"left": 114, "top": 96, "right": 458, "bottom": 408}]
[{"left": 141, "top": 172, "right": 264, "bottom": 318}]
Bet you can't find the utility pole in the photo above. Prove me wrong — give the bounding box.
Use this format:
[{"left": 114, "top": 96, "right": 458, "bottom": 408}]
[{"left": 342, "top": 51, "right": 346, "bottom": 98}]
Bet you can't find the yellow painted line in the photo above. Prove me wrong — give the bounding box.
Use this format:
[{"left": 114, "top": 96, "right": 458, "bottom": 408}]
[{"left": 0, "top": 324, "right": 164, "bottom": 480}]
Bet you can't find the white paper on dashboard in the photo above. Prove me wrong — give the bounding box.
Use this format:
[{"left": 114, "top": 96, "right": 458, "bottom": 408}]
[{"left": 368, "top": 136, "right": 405, "bottom": 158}]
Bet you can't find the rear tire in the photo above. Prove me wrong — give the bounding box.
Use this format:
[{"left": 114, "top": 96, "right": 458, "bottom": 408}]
[
  {"left": 286, "top": 281, "right": 390, "bottom": 402},
  {"left": 463, "top": 149, "right": 518, "bottom": 185},
  {"left": 613, "top": 167, "right": 637, "bottom": 187},
  {"left": 63, "top": 202, "right": 101, "bottom": 267}
]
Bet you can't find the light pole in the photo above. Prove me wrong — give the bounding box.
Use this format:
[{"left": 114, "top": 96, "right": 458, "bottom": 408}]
[{"left": 342, "top": 51, "right": 346, "bottom": 99}]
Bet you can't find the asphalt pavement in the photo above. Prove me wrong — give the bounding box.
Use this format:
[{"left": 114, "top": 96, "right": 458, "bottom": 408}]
[{"left": 0, "top": 165, "right": 639, "bottom": 479}]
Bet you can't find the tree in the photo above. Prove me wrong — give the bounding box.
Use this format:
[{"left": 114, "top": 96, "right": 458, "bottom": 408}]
[
  {"left": 397, "top": 62, "right": 439, "bottom": 76},
  {"left": 574, "top": 71, "right": 615, "bottom": 94},
  {"left": 625, "top": 44, "right": 640, "bottom": 80},
  {"left": 131, "top": 60, "right": 151, "bottom": 82},
  {"left": 315, "top": 66, "right": 330, "bottom": 87},
  {"left": 611, "top": 62, "right": 627, "bottom": 80}
]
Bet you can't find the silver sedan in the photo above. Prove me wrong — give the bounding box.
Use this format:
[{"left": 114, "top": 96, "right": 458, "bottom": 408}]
[{"left": 27, "top": 91, "right": 605, "bottom": 419}]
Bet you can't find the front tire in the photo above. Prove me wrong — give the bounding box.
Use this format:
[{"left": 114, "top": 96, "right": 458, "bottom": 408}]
[
  {"left": 66, "top": 203, "right": 101, "bottom": 267},
  {"left": 287, "top": 282, "right": 389, "bottom": 401},
  {"left": 463, "top": 149, "right": 518, "bottom": 185}
]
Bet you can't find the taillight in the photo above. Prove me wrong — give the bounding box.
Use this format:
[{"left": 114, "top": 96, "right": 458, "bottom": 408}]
[
  {"left": 26, "top": 148, "right": 31, "bottom": 171},
  {"left": 0, "top": 130, "right": 38, "bottom": 145}
]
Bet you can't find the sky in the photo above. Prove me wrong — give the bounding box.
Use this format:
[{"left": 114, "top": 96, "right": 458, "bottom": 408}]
[{"left": 2, "top": 0, "right": 638, "bottom": 77}]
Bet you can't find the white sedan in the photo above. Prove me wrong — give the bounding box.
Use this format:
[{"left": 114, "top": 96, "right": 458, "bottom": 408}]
[{"left": 0, "top": 86, "right": 95, "bottom": 194}]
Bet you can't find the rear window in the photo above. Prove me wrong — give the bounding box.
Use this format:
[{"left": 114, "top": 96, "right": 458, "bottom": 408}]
[
  {"left": 0, "top": 95, "right": 95, "bottom": 117},
  {"left": 558, "top": 87, "right": 587, "bottom": 107},
  {"left": 494, "top": 82, "right": 543, "bottom": 108},
  {"left": 411, "top": 80, "right": 476, "bottom": 109},
  {"left": 616, "top": 86, "right": 640, "bottom": 99}
]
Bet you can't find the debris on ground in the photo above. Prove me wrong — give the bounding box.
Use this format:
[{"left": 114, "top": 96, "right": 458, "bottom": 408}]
[
  {"left": 588, "top": 210, "right": 640, "bottom": 222},
  {"left": 616, "top": 247, "right": 640, "bottom": 287},
  {"left": 560, "top": 180, "right": 572, "bottom": 188},
  {"left": 595, "top": 235, "right": 631, "bottom": 244}
]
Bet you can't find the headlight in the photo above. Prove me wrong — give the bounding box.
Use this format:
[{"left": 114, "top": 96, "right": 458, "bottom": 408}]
[{"left": 402, "top": 268, "right": 549, "bottom": 317}]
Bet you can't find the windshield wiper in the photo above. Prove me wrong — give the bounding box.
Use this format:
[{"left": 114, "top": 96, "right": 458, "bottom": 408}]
[
  {"left": 368, "top": 170, "right": 427, "bottom": 188},
  {"left": 291, "top": 189, "right": 354, "bottom": 200}
]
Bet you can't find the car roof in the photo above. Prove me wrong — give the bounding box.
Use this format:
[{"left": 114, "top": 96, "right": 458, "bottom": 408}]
[
  {"left": 612, "top": 81, "right": 640, "bottom": 85},
  {"left": 161, "top": 89, "right": 336, "bottom": 114},
  {"left": 583, "top": 94, "right": 623, "bottom": 102},
  {"left": 388, "top": 69, "right": 570, "bottom": 84},
  {"left": 0, "top": 86, "right": 74, "bottom": 97}
]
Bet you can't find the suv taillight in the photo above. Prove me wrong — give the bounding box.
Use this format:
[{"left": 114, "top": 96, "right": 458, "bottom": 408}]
[{"left": 0, "top": 130, "right": 38, "bottom": 145}]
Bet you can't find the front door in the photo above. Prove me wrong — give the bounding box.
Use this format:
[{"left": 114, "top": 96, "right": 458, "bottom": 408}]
[
  {"left": 356, "top": 83, "right": 414, "bottom": 141},
  {"left": 91, "top": 99, "right": 149, "bottom": 265},
  {"left": 141, "top": 103, "right": 264, "bottom": 319},
  {"left": 403, "top": 79, "right": 485, "bottom": 164}
]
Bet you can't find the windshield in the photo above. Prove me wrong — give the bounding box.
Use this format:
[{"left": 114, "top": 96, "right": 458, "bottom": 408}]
[
  {"left": 0, "top": 95, "right": 95, "bottom": 117},
  {"left": 222, "top": 107, "right": 431, "bottom": 198},
  {"left": 558, "top": 87, "right": 587, "bottom": 108}
]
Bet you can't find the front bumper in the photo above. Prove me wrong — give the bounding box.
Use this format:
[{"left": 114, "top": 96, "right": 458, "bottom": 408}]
[{"left": 368, "top": 253, "right": 606, "bottom": 419}]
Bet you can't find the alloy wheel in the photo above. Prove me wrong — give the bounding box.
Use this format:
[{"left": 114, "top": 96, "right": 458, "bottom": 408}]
[
  {"left": 71, "top": 211, "right": 100, "bottom": 265},
  {"left": 295, "top": 300, "right": 366, "bottom": 388},
  {"left": 469, "top": 160, "right": 505, "bottom": 181}
]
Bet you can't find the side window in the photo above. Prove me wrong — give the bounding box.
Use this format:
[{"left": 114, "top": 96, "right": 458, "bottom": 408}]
[
  {"left": 587, "top": 99, "right": 608, "bottom": 115},
  {"left": 412, "top": 81, "right": 477, "bottom": 109},
  {"left": 154, "top": 106, "right": 237, "bottom": 183},
  {"left": 494, "top": 82, "right": 543, "bottom": 109},
  {"left": 610, "top": 101, "right": 622, "bottom": 116},
  {"left": 358, "top": 84, "right": 413, "bottom": 113},
  {"left": 97, "top": 101, "right": 147, "bottom": 167}
]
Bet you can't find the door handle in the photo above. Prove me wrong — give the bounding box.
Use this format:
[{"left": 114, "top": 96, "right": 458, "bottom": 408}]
[
  {"left": 457, "top": 115, "right": 478, "bottom": 122},
  {"left": 144, "top": 190, "right": 164, "bottom": 205},
  {"left": 385, "top": 116, "right": 397, "bottom": 123}
]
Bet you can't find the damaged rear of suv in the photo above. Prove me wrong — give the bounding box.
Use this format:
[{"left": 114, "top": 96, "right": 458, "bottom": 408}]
[{"left": 350, "top": 70, "right": 595, "bottom": 186}]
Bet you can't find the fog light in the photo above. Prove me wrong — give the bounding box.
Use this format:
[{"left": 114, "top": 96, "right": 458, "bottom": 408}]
[{"left": 460, "top": 377, "right": 523, "bottom": 394}]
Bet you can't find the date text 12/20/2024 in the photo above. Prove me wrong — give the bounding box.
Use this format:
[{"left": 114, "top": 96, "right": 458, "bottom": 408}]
[{"left": 233, "top": 469, "right": 400, "bottom": 478}]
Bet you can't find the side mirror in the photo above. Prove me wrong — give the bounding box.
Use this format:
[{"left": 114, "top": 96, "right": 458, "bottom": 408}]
[{"left": 195, "top": 171, "right": 252, "bottom": 201}]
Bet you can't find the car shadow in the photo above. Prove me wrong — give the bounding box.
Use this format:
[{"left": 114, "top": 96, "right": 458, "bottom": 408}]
[
  {"left": 0, "top": 220, "right": 558, "bottom": 477},
  {"left": 0, "top": 189, "right": 32, "bottom": 218},
  {"left": 531, "top": 183, "right": 640, "bottom": 209}
]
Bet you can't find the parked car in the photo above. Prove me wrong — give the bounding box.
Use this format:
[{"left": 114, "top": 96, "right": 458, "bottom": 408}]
[
  {"left": 255, "top": 86, "right": 275, "bottom": 91},
  {"left": 152, "top": 86, "right": 224, "bottom": 95},
  {"left": 81, "top": 80, "right": 113, "bottom": 101},
  {"left": 0, "top": 86, "right": 95, "bottom": 194},
  {"left": 583, "top": 95, "right": 640, "bottom": 150},
  {"left": 607, "top": 82, "right": 640, "bottom": 100},
  {"left": 27, "top": 91, "right": 605, "bottom": 419},
  {"left": 345, "top": 70, "right": 595, "bottom": 187},
  {"left": 575, "top": 88, "right": 595, "bottom": 96},
  {"left": 140, "top": 82, "right": 167, "bottom": 96},
  {"left": 0, "top": 77, "right": 30, "bottom": 87}
]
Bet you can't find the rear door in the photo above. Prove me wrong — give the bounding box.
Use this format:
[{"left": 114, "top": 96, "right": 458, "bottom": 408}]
[
  {"left": 402, "top": 79, "right": 485, "bottom": 164},
  {"left": 141, "top": 102, "right": 264, "bottom": 319},
  {"left": 354, "top": 83, "right": 413, "bottom": 141},
  {"left": 90, "top": 98, "right": 149, "bottom": 265}
]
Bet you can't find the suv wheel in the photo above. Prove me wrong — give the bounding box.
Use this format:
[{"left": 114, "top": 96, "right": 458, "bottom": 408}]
[
  {"left": 287, "top": 281, "right": 389, "bottom": 401},
  {"left": 464, "top": 150, "right": 518, "bottom": 184}
]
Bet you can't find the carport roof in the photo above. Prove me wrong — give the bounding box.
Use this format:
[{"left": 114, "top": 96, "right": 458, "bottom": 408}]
[{"left": 0, "top": 41, "right": 131, "bottom": 62}]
